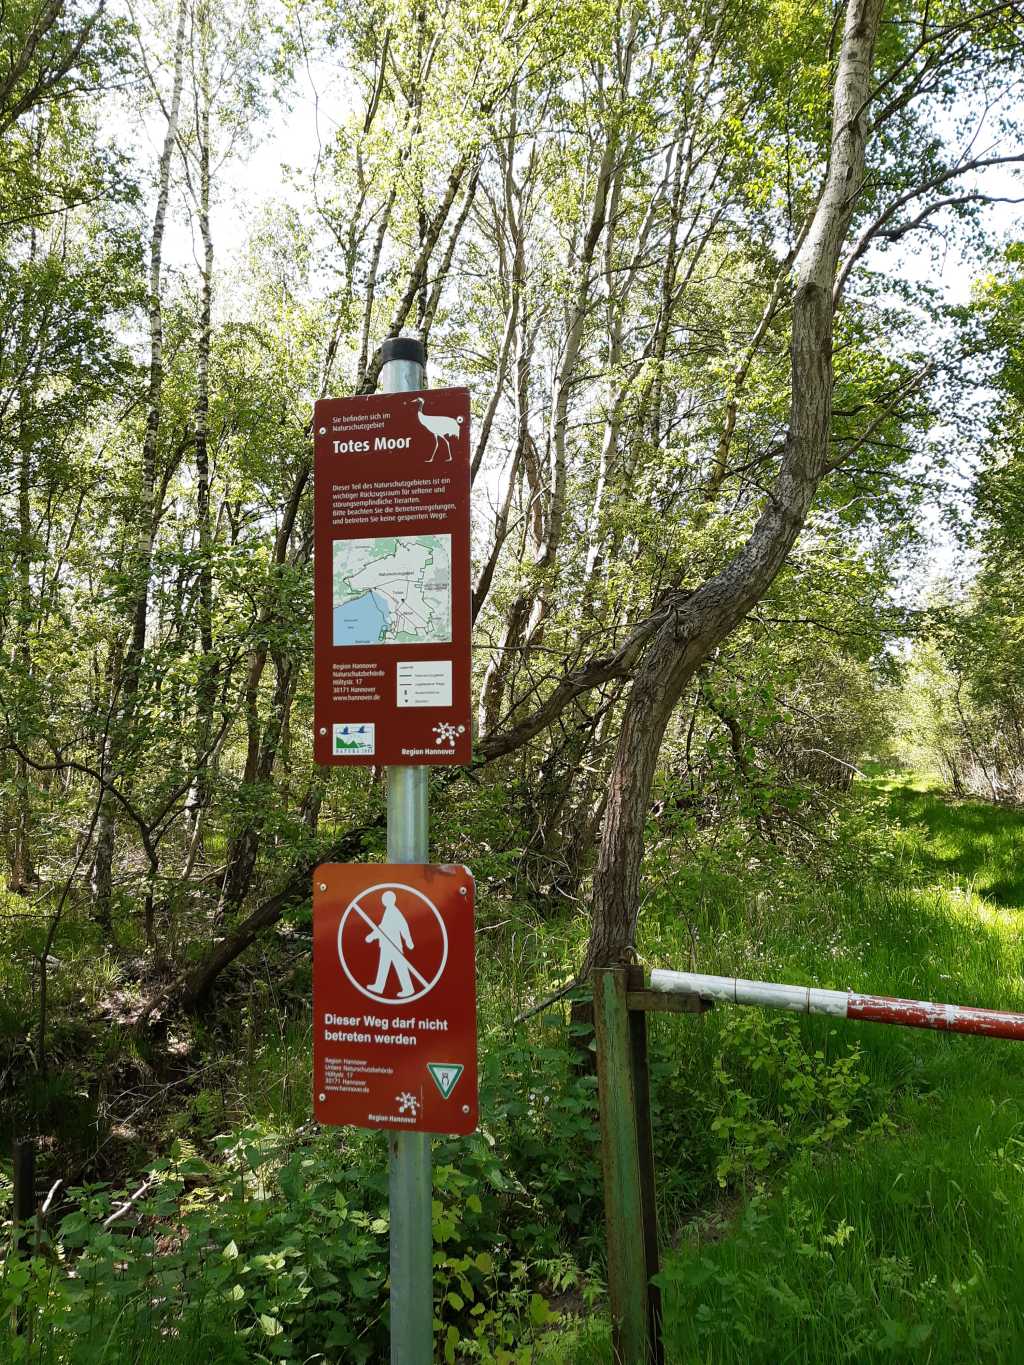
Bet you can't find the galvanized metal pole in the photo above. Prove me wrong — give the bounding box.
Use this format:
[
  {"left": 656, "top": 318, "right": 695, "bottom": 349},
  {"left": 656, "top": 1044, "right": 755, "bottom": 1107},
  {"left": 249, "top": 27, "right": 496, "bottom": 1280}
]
[{"left": 381, "top": 334, "right": 433, "bottom": 1365}]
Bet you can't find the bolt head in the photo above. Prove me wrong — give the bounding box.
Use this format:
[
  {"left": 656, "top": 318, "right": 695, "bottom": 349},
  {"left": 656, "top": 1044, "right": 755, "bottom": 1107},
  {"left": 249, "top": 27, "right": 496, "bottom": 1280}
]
[
  {"left": 319, "top": 883, "right": 327, "bottom": 892},
  {"left": 318, "top": 427, "right": 326, "bottom": 435},
  {"left": 461, "top": 1105, "right": 470, "bottom": 1114}
]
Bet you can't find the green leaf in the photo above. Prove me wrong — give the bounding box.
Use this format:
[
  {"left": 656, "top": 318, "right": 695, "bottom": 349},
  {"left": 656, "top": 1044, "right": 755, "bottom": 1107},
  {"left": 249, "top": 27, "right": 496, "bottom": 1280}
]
[{"left": 529, "top": 1293, "right": 554, "bottom": 1326}]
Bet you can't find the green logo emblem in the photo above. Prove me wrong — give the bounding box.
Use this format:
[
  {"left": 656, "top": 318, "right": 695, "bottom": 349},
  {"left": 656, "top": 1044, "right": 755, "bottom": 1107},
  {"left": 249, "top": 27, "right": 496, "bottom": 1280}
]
[{"left": 427, "top": 1063, "right": 464, "bottom": 1099}]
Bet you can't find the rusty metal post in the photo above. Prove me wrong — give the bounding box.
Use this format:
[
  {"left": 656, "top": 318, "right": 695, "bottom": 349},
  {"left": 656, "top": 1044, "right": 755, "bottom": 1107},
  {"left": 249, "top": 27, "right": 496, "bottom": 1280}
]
[
  {"left": 12, "top": 1138, "right": 35, "bottom": 1253},
  {"left": 594, "top": 967, "right": 660, "bottom": 1364}
]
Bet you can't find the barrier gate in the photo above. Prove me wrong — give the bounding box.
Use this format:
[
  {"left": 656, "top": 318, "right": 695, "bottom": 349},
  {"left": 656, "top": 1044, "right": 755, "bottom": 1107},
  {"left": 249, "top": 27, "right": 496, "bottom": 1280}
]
[{"left": 593, "top": 965, "right": 1024, "bottom": 1365}]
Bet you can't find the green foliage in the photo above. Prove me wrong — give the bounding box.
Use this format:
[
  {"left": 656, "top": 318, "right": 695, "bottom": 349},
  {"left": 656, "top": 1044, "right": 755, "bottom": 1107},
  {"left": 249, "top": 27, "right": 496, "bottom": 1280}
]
[
  {"left": 896, "top": 245, "right": 1024, "bottom": 803},
  {"left": 4, "top": 0, "right": 1024, "bottom": 1357},
  {"left": 0, "top": 1021, "right": 605, "bottom": 1362},
  {"left": 0, "top": 1126, "right": 548, "bottom": 1362},
  {"left": 707, "top": 1012, "right": 887, "bottom": 1188},
  {"left": 654, "top": 1178, "right": 1008, "bottom": 1363},
  {"left": 5, "top": 774, "right": 1024, "bottom": 1363}
]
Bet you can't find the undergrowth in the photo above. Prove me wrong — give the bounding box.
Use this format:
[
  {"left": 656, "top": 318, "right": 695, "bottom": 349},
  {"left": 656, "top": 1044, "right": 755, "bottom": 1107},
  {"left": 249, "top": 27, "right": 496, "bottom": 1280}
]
[{"left": 3, "top": 773, "right": 1024, "bottom": 1361}]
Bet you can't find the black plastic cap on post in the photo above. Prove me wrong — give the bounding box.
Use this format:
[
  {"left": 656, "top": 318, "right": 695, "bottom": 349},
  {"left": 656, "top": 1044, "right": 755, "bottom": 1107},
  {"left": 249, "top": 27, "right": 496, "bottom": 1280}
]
[{"left": 381, "top": 335, "right": 426, "bottom": 366}]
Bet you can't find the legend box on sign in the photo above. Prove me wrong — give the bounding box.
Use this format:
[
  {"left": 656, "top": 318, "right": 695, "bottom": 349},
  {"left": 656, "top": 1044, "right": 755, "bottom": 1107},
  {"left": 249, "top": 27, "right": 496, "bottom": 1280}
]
[{"left": 397, "top": 660, "right": 453, "bottom": 708}]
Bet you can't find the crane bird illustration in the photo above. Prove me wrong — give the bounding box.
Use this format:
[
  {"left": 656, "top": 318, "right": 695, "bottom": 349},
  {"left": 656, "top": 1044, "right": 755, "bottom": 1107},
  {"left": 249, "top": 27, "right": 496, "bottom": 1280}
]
[{"left": 411, "top": 397, "right": 463, "bottom": 462}]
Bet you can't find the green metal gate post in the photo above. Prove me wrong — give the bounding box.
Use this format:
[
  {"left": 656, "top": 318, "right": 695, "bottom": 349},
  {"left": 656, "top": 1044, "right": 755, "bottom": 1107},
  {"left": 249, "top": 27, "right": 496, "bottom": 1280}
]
[
  {"left": 626, "top": 965, "right": 664, "bottom": 1364},
  {"left": 593, "top": 967, "right": 662, "bottom": 1364}
]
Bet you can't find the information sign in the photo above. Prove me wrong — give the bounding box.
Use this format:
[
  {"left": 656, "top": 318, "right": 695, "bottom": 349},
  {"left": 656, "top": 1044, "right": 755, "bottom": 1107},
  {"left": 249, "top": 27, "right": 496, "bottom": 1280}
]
[
  {"left": 312, "top": 863, "right": 478, "bottom": 1135},
  {"left": 313, "top": 388, "right": 472, "bottom": 766}
]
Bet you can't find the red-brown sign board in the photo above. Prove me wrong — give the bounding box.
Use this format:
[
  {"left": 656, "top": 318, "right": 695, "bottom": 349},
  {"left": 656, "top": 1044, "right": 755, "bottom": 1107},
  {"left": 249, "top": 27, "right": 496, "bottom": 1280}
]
[
  {"left": 313, "top": 388, "right": 472, "bottom": 766},
  {"left": 312, "top": 863, "right": 478, "bottom": 1135}
]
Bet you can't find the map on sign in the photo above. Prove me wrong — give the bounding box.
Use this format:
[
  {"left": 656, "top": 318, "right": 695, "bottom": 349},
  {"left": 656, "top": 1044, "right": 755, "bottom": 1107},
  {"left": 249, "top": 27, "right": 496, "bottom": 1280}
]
[{"left": 333, "top": 536, "right": 451, "bottom": 647}]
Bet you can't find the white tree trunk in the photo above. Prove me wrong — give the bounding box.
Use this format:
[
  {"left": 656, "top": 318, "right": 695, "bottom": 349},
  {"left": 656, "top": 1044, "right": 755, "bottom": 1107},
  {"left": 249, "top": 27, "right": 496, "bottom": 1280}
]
[{"left": 91, "top": 0, "right": 188, "bottom": 922}]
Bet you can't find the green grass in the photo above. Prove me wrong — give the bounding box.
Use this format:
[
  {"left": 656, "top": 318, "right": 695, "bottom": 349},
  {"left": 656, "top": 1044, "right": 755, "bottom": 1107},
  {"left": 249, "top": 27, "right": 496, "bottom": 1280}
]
[{"left": 652, "top": 776, "right": 1024, "bottom": 1363}]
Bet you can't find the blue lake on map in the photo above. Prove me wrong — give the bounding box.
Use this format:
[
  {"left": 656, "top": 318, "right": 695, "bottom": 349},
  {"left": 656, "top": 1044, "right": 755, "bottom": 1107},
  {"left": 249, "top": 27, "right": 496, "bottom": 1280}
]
[{"left": 333, "top": 590, "right": 390, "bottom": 645}]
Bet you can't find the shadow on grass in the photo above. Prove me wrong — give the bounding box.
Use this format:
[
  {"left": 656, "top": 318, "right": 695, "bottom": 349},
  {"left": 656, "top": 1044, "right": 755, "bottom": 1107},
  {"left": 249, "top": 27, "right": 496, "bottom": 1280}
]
[{"left": 877, "top": 780, "right": 1024, "bottom": 909}]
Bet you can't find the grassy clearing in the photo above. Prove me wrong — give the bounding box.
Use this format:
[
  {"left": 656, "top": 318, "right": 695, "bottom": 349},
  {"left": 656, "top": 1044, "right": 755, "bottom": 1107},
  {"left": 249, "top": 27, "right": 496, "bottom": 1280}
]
[{"left": 652, "top": 774, "right": 1024, "bottom": 1363}]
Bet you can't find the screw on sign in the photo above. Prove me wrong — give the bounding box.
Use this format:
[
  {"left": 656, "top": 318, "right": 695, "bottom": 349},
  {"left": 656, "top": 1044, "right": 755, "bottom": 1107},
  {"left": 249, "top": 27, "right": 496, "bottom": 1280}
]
[{"left": 313, "top": 864, "right": 477, "bottom": 1136}]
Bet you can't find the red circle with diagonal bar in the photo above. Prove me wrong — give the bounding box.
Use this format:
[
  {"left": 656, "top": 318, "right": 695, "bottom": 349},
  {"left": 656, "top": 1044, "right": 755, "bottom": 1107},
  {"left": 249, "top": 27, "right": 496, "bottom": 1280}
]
[{"left": 337, "top": 882, "right": 448, "bottom": 1005}]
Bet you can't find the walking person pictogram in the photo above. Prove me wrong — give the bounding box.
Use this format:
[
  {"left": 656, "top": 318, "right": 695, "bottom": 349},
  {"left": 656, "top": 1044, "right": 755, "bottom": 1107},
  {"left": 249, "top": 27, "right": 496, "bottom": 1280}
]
[
  {"left": 337, "top": 881, "right": 449, "bottom": 1004},
  {"left": 367, "top": 890, "right": 416, "bottom": 998},
  {"left": 314, "top": 866, "right": 478, "bottom": 1137}
]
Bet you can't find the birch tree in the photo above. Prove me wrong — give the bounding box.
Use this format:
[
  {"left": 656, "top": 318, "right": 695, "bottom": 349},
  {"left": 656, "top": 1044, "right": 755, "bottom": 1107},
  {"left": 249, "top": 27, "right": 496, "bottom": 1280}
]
[
  {"left": 465, "top": 0, "right": 1023, "bottom": 975},
  {"left": 90, "top": 0, "right": 188, "bottom": 924}
]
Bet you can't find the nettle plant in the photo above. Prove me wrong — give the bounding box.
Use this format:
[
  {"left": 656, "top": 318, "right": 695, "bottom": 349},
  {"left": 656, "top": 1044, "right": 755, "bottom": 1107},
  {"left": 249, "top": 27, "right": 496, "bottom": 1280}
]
[{"left": 707, "top": 1009, "right": 893, "bottom": 1188}]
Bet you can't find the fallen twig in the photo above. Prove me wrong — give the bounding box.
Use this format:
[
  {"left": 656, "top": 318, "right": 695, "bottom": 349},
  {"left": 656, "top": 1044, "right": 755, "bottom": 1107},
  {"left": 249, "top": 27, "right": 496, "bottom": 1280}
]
[
  {"left": 103, "top": 1177, "right": 156, "bottom": 1230},
  {"left": 513, "top": 978, "right": 581, "bottom": 1025}
]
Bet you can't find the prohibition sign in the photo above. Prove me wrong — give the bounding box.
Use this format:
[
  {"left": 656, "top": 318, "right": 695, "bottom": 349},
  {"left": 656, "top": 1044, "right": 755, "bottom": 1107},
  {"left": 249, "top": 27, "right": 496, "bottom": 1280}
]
[{"left": 337, "top": 882, "right": 448, "bottom": 1004}]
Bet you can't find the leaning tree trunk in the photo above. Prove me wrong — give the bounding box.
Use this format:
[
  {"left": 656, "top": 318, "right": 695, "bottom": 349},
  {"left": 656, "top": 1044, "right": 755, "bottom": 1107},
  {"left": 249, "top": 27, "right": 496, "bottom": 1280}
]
[
  {"left": 582, "top": 0, "right": 885, "bottom": 978},
  {"left": 141, "top": 819, "right": 382, "bottom": 1022}
]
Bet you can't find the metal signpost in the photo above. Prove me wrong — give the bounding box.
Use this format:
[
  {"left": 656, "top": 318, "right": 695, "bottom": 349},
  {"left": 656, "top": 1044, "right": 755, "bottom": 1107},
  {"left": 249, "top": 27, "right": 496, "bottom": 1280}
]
[{"left": 312, "top": 336, "right": 475, "bottom": 1364}]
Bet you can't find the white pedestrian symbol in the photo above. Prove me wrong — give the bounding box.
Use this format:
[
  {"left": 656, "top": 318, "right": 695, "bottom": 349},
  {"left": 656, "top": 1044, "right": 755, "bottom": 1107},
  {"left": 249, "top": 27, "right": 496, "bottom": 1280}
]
[
  {"left": 337, "top": 882, "right": 448, "bottom": 1004},
  {"left": 367, "top": 890, "right": 415, "bottom": 998}
]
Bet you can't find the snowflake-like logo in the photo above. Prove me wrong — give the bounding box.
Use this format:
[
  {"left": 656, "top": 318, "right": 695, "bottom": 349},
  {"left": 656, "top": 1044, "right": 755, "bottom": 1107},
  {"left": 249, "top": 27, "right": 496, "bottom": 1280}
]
[
  {"left": 432, "top": 722, "right": 467, "bottom": 747},
  {"left": 397, "top": 1092, "right": 419, "bottom": 1116}
]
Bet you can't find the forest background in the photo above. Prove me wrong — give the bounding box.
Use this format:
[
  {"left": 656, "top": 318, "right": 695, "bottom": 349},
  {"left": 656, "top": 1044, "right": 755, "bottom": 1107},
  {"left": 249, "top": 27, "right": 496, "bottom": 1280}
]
[{"left": 3, "top": 0, "right": 1024, "bottom": 1360}]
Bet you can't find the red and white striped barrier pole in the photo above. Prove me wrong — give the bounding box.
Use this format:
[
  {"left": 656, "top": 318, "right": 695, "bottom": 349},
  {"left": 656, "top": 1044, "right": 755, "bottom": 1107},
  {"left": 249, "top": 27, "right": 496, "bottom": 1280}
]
[{"left": 649, "top": 969, "right": 1024, "bottom": 1041}]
